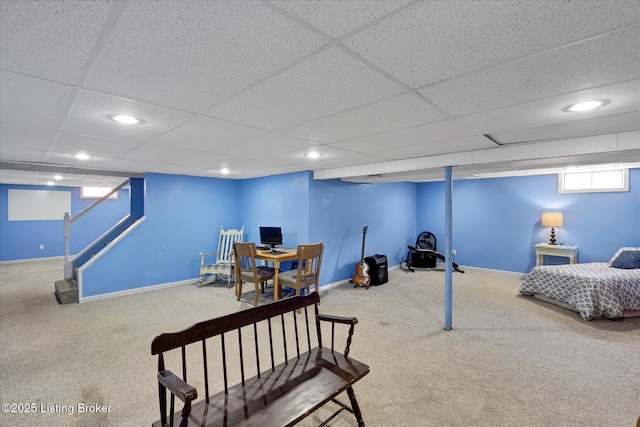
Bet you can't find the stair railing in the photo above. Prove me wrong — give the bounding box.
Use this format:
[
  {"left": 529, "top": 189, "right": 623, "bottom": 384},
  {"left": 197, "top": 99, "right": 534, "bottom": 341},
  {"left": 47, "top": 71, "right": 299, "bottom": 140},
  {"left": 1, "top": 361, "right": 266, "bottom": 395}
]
[{"left": 64, "top": 179, "right": 129, "bottom": 279}]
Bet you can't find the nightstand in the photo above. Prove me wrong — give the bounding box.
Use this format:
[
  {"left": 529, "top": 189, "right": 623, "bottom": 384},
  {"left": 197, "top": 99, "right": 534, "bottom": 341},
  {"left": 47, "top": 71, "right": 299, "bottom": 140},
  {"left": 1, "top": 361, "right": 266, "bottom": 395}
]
[{"left": 535, "top": 243, "right": 578, "bottom": 266}]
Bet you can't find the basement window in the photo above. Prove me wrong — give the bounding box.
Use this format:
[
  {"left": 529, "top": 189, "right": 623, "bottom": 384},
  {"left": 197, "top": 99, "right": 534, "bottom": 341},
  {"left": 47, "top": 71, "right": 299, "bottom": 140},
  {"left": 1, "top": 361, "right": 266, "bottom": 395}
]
[
  {"left": 559, "top": 168, "right": 629, "bottom": 193},
  {"left": 80, "top": 186, "right": 119, "bottom": 199}
]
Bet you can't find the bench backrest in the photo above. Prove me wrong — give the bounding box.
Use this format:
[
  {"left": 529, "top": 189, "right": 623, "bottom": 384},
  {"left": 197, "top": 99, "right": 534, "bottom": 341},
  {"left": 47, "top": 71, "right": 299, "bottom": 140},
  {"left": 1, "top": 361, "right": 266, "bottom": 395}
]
[{"left": 151, "top": 293, "right": 328, "bottom": 394}]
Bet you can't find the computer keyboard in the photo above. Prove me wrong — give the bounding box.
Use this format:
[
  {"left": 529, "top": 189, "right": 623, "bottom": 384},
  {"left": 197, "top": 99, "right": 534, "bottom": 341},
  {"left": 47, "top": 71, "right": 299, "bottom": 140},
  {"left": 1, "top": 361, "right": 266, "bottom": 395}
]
[{"left": 256, "top": 246, "right": 269, "bottom": 251}]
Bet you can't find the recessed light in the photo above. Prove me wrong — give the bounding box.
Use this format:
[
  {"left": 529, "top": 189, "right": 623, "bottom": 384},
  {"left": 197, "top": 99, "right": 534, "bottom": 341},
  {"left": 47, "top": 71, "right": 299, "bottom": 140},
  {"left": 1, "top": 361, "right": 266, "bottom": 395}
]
[
  {"left": 111, "top": 114, "right": 140, "bottom": 124},
  {"left": 74, "top": 153, "right": 91, "bottom": 160},
  {"left": 53, "top": 175, "right": 62, "bottom": 180},
  {"left": 567, "top": 100, "right": 604, "bottom": 112},
  {"left": 46, "top": 181, "right": 55, "bottom": 186},
  {"left": 220, "top": 167, "right": 230, "bottom": 175},
  {"left": 305, "top": 152, "right": 321, "bottom": 159}
]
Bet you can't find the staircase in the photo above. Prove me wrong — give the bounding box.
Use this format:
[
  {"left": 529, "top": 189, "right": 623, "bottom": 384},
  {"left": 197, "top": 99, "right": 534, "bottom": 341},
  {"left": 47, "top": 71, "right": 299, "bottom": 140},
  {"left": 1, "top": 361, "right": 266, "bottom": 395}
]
[{"left": 55, "top": 178, "right": 144, "bottom": 304}]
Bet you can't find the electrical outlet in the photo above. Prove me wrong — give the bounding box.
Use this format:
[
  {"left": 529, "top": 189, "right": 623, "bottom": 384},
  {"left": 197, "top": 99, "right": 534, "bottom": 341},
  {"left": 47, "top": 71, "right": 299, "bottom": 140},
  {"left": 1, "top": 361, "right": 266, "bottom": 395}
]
[
  {"left": 452, "top": 249, "right": 457, "bottom": 256},
  {"left": 40, "top": 244, "right": 45, "bottom": 250}
]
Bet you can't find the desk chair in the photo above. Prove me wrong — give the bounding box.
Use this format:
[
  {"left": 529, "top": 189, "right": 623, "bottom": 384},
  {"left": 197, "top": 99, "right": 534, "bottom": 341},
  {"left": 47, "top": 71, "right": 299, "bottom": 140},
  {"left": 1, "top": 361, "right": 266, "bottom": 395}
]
[
  {"left": 199, "top": 226, "right": 244, "bottom": 286},
  {"left": 233, "top": 242, "right": 276, "bottom": 307},
  {"left": 276, "top": 242, "right": 324, "bottom": 306}
]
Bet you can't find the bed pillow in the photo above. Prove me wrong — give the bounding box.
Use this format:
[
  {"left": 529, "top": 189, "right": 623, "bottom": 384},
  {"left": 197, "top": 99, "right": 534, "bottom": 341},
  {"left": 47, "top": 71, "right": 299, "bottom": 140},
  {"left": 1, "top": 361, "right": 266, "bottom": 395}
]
[{"left": 608, "top": 247, "right": 640, "bottom": 269}]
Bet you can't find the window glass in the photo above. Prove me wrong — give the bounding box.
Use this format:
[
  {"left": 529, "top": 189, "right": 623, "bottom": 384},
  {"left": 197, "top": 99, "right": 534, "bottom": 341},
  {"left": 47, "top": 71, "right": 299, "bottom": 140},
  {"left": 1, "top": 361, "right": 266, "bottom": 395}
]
[
  {"left": 559, "top": 169, "right": 628, "bottom": 193},
  {"left": 80, "top": 187, "right": 118, "bottom": 199}
]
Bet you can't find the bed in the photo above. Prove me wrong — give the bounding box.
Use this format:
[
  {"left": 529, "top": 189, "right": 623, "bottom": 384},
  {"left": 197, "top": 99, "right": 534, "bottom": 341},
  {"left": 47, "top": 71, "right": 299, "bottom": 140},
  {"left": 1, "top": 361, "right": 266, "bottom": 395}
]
[{"left": 519, "top": 247, "right": 640, "bottom": 320}]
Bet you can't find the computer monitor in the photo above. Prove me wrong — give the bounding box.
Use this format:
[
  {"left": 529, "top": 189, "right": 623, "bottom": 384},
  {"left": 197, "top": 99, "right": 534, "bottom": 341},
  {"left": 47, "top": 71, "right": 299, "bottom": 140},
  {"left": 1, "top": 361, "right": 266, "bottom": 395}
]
[{"left": 259, "top": 226, "right": 283, "bottom": 249}]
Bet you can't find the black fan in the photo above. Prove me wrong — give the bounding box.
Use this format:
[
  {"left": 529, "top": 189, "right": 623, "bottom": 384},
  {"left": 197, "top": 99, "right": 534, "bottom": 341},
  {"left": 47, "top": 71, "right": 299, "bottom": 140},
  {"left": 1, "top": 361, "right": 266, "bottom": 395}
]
[{"left": 416, "top": 231, "right": 437, "bottom": 251}]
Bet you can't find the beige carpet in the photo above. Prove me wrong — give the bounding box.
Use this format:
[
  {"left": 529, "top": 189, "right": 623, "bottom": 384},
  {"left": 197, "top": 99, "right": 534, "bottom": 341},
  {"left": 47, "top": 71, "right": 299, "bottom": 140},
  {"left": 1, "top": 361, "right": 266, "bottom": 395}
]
[{"left": 1, "top": 259, "right": 639, "bottom": 427}]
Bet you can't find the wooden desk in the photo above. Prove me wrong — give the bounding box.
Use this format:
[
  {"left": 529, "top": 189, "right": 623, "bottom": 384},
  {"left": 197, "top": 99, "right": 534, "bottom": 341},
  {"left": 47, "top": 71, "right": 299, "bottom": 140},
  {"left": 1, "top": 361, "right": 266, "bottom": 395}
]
[
  {"left": 535, "top": 243, "right": 578, "bottom": 266},
  {"left": 255, "top": 248, "right": 298, "bottom": 301}
]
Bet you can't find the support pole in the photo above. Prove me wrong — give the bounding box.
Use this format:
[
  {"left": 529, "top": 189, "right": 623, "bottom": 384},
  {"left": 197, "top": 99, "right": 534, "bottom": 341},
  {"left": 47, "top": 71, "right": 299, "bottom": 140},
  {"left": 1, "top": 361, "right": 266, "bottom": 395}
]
[{"left": 444, "top": 166, "right": 453, "bottom": 331}]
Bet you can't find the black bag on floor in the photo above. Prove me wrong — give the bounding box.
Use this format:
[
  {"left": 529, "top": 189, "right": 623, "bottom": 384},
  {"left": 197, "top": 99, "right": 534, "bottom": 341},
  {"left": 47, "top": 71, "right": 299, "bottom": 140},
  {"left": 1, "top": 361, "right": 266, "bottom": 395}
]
[{"left": 365, "top": 254, "right": 388, "bottom": 286}]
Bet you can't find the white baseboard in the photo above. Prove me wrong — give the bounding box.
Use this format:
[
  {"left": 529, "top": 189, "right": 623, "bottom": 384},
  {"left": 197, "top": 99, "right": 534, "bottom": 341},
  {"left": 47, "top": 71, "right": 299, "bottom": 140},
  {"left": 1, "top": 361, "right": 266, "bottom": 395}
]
[
  {"left": 458, "top": 265, "right": 528, "bottom": 279},
  {"left": 80, "top": 278, "right": 195, "bottom": 303},
  {"left": 0, "top": 256, "right": 65, "bottom": 265}
]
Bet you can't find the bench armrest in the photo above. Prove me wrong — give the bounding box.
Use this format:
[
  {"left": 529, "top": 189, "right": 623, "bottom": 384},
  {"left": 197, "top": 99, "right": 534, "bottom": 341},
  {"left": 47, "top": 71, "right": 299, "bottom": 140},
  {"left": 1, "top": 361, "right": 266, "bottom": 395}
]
[
  {"left": 317, "top": 314, "right": 358, "bottom": 357},
  {"left": 317, "top": 314, "right": 358, "bottom": 326},
  {"left": 158, "top": 370, "right": 198, "bottom": 403}
]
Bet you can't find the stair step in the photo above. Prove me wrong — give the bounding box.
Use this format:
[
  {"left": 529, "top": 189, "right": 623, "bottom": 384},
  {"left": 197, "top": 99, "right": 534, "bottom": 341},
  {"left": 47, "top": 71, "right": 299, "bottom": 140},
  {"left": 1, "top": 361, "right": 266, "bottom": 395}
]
[{"left": 54, "top": 279, "right": 78, "bottom": 304}]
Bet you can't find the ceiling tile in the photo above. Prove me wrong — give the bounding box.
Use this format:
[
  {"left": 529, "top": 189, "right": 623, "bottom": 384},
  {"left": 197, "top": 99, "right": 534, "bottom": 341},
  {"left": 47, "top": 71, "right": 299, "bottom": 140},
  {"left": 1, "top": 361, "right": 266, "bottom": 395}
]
[
  {"left": 331, "top": 119, "right": 475, "bottom": 153},
  {"left": 282, "top": 92, "right": 449, "bottom": 144},
  {"left": 368, "top": 135, "right": 498, "bottom": 160},
  {"left": 418, "top": 25, "right": 640, "bottom": 116},
  {"left": 205, "top": 46, "right": 406, "bottom": 131},
  {"left": 175, "top": 152, "right": 246, "bottom": 169},
  {"left": 458, "top": 80, "right": 640, "bottom": 134},
  {"left": 44, "top": 151, "right": 113, "bottom": 168},
  {"left": 0, "top": 124, "right": 56, "bottom": 151},
  {"left": 272, "top": 144, "right": 373, "bottom": 167},
  {"left": 121, "top": 143, "right": 203, "bottom": 164},
  {"left": 0, "top": 147, "right": 47, "bottom": 163},
  {"left": 271, "top": 0, "right": 409, "bottom": 39},
  {"left": 84, "top": 0, "right": 326, "bottom": 112},
  {"left": 228, "top": 158, "right": 303, "bottom": 175},
  {"left": 0, "top": 169, "right": 37, "bottom": 185},
  {"left": 224, "top": 133, "right": 318, "bottom": 157},
  {"left": 147, "top": 115, "right": 265, "bottom": 152},
  {"left": 53, "top": 132, "right": 141, "bottom": 158},
  {"left": 343, "top": 1, "right": 640, "bottom": 89},
  {"left": 0, "top": 0, "right": 113, "bottom": 84},
  {"left": 0, "top": 71, "right": 76, "bottom": 130},
  {"left": 62, "top": 90, "right": 194, "bottom": 142},
  {"left": 489, "top": 110, "right": 640, "bottom": 145},
  {"left": 99, "top": 158, "right": 164, "bottom": 173},
  {"left": 148, "top": 164, "right": 205, "bottom": 176}
]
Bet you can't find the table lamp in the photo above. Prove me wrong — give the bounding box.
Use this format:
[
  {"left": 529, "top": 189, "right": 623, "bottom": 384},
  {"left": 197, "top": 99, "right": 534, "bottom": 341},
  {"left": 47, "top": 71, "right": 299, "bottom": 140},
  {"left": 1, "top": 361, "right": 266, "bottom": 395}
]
[{"left": 541, "top": 212, "right": 563, "bottom": 245}]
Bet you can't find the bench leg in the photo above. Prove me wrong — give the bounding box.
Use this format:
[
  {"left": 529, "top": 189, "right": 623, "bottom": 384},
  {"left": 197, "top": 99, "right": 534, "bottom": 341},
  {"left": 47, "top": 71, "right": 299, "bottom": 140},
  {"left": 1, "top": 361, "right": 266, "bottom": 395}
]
[
  {"left": 180, "top": 401, "right": 191, "bottom": 427},
  {"left": 346, "top": 386, "right": 365, "bottom": 427}
]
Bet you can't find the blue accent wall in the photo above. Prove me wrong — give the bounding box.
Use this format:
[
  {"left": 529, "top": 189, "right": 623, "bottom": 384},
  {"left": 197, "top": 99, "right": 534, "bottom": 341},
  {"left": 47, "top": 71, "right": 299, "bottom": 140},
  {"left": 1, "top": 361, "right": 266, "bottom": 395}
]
[
  {"left": 417, "top": 168, "right": 640, "bottom": 273},
  {"left": 238, "top": 172, "right": 310, "bottom": 248},
  {"left": 0, "top": 183, "right": 130, "bottom": 262},
  {"left": 81, "top": 173, "right": 240, "bottom": 297},
  {"left": 309, "top": 179, "right": 416, "bottom": 284}
]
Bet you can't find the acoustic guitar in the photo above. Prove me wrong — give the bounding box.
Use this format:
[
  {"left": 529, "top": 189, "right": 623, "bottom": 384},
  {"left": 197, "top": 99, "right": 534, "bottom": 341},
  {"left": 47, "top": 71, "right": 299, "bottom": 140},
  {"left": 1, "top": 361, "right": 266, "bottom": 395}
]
[{"left": 352, "top": 226, "right": 370, "bottom": 288}]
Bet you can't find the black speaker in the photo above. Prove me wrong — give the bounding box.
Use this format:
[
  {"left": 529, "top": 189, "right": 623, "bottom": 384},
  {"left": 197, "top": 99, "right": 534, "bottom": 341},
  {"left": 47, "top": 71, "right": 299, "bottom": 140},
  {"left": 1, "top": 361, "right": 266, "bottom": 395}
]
[{"left": 365, "top": 254, "right": 388, "bottom": 286}]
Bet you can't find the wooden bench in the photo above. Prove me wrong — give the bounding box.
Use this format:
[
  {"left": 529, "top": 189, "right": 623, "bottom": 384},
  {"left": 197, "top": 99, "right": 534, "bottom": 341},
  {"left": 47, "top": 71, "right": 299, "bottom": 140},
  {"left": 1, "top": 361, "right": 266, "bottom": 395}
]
[{"left": 151, "top": 292, "right": 369, "bottom": 427}]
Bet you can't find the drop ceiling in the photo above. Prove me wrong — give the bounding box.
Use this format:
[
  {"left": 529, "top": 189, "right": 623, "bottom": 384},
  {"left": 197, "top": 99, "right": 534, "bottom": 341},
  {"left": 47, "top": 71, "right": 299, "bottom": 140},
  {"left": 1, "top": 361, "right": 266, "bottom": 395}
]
[{"left": 0, "top": 0, "right": 639, "bottom": 188}]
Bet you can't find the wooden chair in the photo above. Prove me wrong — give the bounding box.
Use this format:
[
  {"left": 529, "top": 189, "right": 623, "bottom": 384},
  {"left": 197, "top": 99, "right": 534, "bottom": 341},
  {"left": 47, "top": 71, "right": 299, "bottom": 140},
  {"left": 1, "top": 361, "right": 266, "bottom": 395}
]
[
  {"left": 198, "top": 226, "right": 244, "bottom": 287},
  {"left": 233, "top": 242, "right": 276, "bottom": 307},
  {"left": 276, "top": 242, "right": 324, "bottom": 303}
]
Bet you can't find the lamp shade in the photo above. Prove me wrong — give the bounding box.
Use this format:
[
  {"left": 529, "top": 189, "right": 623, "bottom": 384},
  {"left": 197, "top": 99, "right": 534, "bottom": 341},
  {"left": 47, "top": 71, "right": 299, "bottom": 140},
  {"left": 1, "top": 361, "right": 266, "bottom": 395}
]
[{"left": 541, "top": 212, "right": 563, "bottom": 227}]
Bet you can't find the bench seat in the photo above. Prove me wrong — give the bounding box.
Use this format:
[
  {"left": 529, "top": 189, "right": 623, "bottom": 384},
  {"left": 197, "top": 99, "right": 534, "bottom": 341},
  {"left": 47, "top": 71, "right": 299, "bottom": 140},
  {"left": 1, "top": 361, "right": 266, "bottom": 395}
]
[{"left": 153, "top": 347, "right": 369, "bottom": 427}]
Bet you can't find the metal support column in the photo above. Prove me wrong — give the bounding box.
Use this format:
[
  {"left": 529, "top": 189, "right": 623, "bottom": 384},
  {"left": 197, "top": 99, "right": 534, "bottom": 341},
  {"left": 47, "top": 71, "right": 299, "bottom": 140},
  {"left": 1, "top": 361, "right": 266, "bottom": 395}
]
[{"left": 444, "top": 166, "right": 453, "bottom": 331}]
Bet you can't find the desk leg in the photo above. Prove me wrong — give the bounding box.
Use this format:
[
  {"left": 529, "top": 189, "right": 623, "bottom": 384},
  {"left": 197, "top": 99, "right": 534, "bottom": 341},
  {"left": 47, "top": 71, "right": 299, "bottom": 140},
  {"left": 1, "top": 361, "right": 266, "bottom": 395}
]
[{"left": 273, "top": 261, "right": 280, "bottom": 301}]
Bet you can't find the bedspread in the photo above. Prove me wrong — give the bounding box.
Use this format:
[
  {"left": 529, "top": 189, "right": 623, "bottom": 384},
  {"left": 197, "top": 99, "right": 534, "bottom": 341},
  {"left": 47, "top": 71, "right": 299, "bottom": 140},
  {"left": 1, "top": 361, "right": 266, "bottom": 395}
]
[{"left": 519, "top": 263, "right": 640, "bottom": 320}]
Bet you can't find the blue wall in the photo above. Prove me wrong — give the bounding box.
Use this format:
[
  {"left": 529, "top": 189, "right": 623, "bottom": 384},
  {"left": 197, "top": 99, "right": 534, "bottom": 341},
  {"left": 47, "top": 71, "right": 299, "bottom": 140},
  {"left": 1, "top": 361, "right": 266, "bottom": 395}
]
[
  {"left": 81, "top": 173, "right": 240, "bottom": 297},
  {"left": 417, "top": 168, "right": 640, "bottom": 273},
  {"left": 238, "top": 172, "right": 310, "bottom": 248},
  {"left": 0, "top": 184, "right": 129, "bottom": 261},
  {"left": 309, "top": 179, "right": 416, "bottom": 284},
  {"left": 3, "top": 167, "right": 638, "bottom": 297}
]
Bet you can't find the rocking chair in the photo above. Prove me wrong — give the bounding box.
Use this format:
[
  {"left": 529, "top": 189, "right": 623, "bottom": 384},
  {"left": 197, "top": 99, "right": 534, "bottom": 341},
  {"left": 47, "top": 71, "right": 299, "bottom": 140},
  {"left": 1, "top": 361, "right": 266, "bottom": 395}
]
[{"left": 199, "top": 226, "right": 244, "bottom": 286}]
